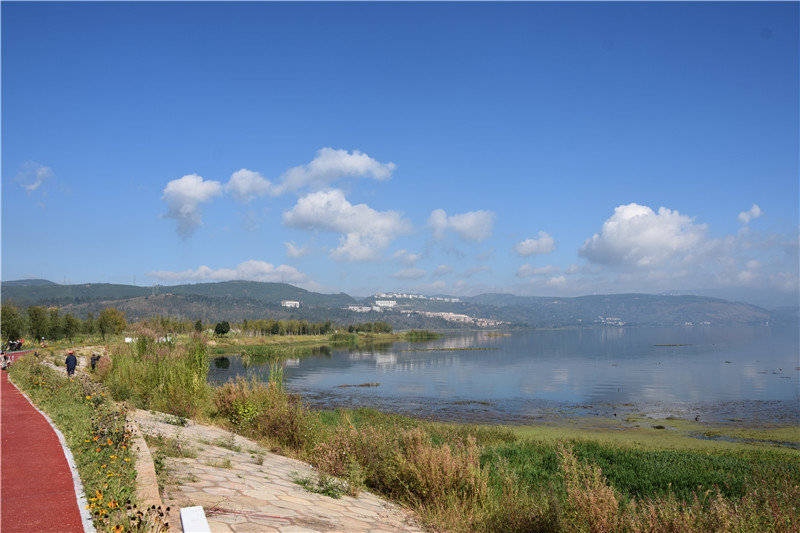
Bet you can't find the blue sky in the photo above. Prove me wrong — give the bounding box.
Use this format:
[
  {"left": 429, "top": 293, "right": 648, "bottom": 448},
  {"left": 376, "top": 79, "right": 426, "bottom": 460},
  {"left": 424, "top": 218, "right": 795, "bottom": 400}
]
[{"left": 2, "top": 2, "right": 798, "bottom": 307}]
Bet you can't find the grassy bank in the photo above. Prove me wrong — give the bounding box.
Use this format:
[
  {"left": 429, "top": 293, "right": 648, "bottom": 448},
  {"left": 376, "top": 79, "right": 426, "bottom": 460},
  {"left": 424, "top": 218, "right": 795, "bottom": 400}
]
[{"left": 15, "top": 334, "right": 800, "bottom": 532}]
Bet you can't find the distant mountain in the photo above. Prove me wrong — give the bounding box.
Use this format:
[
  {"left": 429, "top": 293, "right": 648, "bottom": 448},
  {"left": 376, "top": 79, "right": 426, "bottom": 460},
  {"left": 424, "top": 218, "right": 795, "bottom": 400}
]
[
  {"left": 461, "top": 293, "right": 775, "bottom": 327},
  {"left": 0, "top": 280, "right": 784, "bottom": 328},
  {"left": 2, "top": 279, "right": 59, "bottom": 287},
  {"left": 1, "top": 280, "right": 353, "bottom": 309}
]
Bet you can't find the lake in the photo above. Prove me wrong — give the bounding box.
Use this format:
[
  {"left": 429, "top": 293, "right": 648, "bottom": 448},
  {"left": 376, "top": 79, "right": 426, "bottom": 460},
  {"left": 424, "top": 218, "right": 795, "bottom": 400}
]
[{"left": 208, "top": 325, "right": 799, "bottom": 425}]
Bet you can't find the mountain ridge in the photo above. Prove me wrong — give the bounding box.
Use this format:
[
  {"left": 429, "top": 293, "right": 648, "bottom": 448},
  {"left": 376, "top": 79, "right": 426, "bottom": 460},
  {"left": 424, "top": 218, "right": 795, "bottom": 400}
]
[{"left": 1, "top": 279, "right": 790, "bottom": 328}]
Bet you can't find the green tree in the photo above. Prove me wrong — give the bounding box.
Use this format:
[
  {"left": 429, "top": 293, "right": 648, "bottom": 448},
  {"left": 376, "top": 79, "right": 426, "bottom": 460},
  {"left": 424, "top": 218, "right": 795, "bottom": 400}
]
[
  {"left": 27, "top": 306, "right": 49, "bottom": 343},
  {"left": 98, "top": 308, "right": 127, "bottom": 340},
  {"left": 214, "top": 321, "right": 230, "bottom": 336},
  {"left": 48, "top": 307, "right": 63, "bottom": 341},
  {"left": 1, "top": 303, "right": 26, "bottom": 342},
  {"left": 63, "top": 313, "right": 81, "bottom": 342},
  {"left": 2, "top": 304, "right": 22, "bottom": 339},
  {"left": 84, "top": 312, "right": 97, "bottom": 336},
  {"left": 194, "top": 319, "right": 203, "bottom": 333}
]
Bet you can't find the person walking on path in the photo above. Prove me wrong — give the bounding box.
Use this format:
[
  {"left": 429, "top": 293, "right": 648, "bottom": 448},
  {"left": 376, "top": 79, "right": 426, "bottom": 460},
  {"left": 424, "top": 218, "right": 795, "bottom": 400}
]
[
  {"left": 1, "top": 369, "right": 88, "bottom": 532},
  {"left": 65, "top": 350, "right": 77, "bottom": 376}
]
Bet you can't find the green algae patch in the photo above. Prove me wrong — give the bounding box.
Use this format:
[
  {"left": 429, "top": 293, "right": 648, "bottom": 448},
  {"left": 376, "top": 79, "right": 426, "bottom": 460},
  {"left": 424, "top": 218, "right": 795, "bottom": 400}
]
[{"left": 511, "top": 416, "right": 800, "bottom": 454}]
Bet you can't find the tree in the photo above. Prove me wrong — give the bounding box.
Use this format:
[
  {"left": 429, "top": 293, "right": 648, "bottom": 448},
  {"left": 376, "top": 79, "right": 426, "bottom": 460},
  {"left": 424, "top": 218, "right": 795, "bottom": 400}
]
[
  {"left": 98, "top": 308, "right": 127, "bottom": 340},
  {"left": 194, "top": 319, "right": 203, "bottom": 333},
  {"left": 1, "top": 304, "right": 25, "bottom": 342},
  {"left": 63, "top": 314, "right": 81, "bottom": 342},
  {"left": 84, "top": 312, "right": 97, "bottom": 336},
  {"left": 48, "top": 307, "right": 63, "bottom": 341},
  {"left": 214, "top": 321, "right": 230, "bottom": 337},
  {"left": 27, "top": 306, "right": 48, "bottom": 343}
]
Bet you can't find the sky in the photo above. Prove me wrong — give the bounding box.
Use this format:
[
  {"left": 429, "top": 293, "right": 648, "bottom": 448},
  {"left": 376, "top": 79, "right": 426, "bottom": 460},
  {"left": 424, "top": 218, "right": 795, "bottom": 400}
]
[{"left": 2, "top": 1, "right": 798, "bottom": 307}]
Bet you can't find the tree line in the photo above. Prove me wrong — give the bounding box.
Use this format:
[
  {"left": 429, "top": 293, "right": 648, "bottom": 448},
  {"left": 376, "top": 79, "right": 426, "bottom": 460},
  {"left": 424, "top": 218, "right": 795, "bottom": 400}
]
[
  {"left": 1, "top": 303, "right": 127, "bottom": 344},
  {"left": 1, "top": 302, "right": 394, "bottom": 345}
]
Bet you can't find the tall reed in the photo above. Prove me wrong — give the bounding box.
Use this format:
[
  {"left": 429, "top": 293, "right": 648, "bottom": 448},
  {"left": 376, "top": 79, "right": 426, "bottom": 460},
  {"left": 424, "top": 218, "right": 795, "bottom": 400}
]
[{"left": 104, "top": 331, "right": 209, "bottom": 418}]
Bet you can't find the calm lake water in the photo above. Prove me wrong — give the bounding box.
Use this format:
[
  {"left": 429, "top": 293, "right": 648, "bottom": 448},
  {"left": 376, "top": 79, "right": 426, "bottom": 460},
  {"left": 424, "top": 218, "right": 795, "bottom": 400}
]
[{"left": 209, "top": 325, "right": 799, "bottom": 425}]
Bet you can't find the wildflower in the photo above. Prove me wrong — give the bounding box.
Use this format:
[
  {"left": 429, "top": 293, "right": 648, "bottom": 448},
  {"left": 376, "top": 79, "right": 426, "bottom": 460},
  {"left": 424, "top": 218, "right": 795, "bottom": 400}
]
[{"left": 96, "top": 448, "right": 102, "bottom": 452}]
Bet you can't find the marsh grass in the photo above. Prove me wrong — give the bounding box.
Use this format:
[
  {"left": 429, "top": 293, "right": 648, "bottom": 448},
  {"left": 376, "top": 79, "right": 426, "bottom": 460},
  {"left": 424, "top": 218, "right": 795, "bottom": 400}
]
[
  {"left": 103, "top": 330, "right": 209, "bottom": 419},
  {"left": 85, "top": 336, "right": 800, "bottom": 533}
]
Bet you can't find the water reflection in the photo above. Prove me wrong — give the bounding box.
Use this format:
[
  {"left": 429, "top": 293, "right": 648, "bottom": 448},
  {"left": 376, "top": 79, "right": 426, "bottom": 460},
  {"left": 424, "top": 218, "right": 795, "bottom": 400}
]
[{"left": 207, "top": 325, "right": 799, "bottom": 424}]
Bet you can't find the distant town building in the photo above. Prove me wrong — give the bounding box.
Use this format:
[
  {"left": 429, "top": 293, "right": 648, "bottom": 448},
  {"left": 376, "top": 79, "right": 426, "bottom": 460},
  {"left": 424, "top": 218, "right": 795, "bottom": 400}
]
[
  {"left": 281, "top": 300, "right": 300, "bottom": 308},
  {"left": 374, "top": 300, "right": 396, "bottom": 308}
]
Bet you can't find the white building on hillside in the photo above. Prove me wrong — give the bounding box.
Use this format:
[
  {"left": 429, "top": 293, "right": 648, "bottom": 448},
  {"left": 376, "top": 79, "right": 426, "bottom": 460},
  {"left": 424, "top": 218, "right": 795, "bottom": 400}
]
[{"left": 281, "top": 300, "right": 300, "bottom": 308}]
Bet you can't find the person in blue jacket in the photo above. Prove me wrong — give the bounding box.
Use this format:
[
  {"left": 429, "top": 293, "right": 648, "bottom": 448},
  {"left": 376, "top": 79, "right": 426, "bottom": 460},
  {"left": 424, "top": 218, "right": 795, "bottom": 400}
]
[{"left": 65, "top": 350, "right": 77, "bottom": 376}]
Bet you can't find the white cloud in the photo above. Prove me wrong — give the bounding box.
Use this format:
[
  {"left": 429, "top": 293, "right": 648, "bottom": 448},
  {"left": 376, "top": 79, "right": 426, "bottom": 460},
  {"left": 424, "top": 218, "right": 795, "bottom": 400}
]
[
  {"left": 285, "top": 242, "right": 310, "bottom": 259},
  {"left": 149, "top": 260, "right": 311, "bottom": 285},
  {"left": 579, "top": 203, "right": 707, "bottom": 268},
  {"left": 514, "top": 231, "right": 556, "bottom": 257},
  {"left": 428, "top": 208, "right": 495, "bottom": 243},
  {"left": 433, "top": 265, "right": 454, "bottom": 277},
  {"left": 225, "top": 168, "right": 272, "bottom": 202},
  {"left": 273, "top": 147, "right": 396, "bottom": 195},
  {"left": 161, "top": 174, "right": 223, "bottom": 238},
  {"left": 738, "top": 204, "right": 763, "bottom": 224},
  {"left": 393, "top": 249, "right": 421, "bottom": 266},
  {"left": 16, "top": 161, "right": 54, "bottom": 193},
  {"left": 392, "top": 268, "right": 427, "bottom": 280},
  {"left": 282, "top": 189, "right": 412, "bottom": 261},
  {"left": 517, "top": 264, "right": 560, "bottom": 278}
]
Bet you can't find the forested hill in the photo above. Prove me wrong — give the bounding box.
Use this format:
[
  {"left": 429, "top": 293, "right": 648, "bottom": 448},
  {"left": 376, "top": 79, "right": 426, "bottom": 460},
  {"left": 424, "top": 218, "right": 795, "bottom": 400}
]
[
  {"left": 458, "top": 293, "right": 776, "bottom": 327},
  {"left": 0, "top": 280, "right": 354, "bottom": 309},
  {"left": 1, "top": 280, "right": 785, "bottom": 328}
]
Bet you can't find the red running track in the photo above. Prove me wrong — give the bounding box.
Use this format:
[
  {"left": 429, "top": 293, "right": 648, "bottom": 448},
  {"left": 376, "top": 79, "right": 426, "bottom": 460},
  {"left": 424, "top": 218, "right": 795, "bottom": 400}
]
[{"left": 1, "top": 361, "right": 87, "bottom": 532}]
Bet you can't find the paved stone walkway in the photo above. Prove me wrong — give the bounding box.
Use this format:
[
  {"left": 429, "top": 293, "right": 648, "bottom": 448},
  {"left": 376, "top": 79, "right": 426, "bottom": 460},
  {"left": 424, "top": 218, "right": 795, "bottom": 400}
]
[{"left": 132, "top": 410, "right": 425, "bottom": 533}]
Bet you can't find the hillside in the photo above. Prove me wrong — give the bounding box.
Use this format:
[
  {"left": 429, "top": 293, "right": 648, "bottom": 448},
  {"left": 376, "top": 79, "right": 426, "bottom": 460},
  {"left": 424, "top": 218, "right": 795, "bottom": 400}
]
[{"left": 1, "top": 279, "right": 784, "bottom": 328}]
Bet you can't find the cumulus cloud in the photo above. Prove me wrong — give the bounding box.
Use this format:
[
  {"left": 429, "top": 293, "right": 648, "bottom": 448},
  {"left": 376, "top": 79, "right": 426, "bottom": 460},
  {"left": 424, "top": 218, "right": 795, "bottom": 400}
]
[
  {"left": 738, "top": 204, "right": 763, "bottom": 224},
  {"left": 225, "top": 168, "right": 272, "bottom": 202},
  {"left": 433, "top": 265, "right": 454, "bottom": 277},
  {"left": 161, "top": 174, "right": 223, "bottom": 238},
  {"left": 517, "top": 264, "right": 560, "bottom": 278},
  {"left": 392, "top": 268, "right": 427, "bottom": 280},
  {"left": 16, "top": 161, "right": 54, "bottom": 193},
  {"left": 283, "top": 189, "right": 412, "bottom": 261},
  {"left": 428, "top": 209, "right": 495, "bottom": 242},
  {"left": 149, "top": 260, "right": 310, "bottom": 285},
  {"left": 393, "top": 249, "right": 421, "bottom": 266},
  {"left": 514, "top": 231, "right": 556, "bottom": 257},
  {"left": 579, "top": 203, "right": 707, "bottom": 268},
  {"left": 274, "top": 147, "right": 396, "bottom": 195}
]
